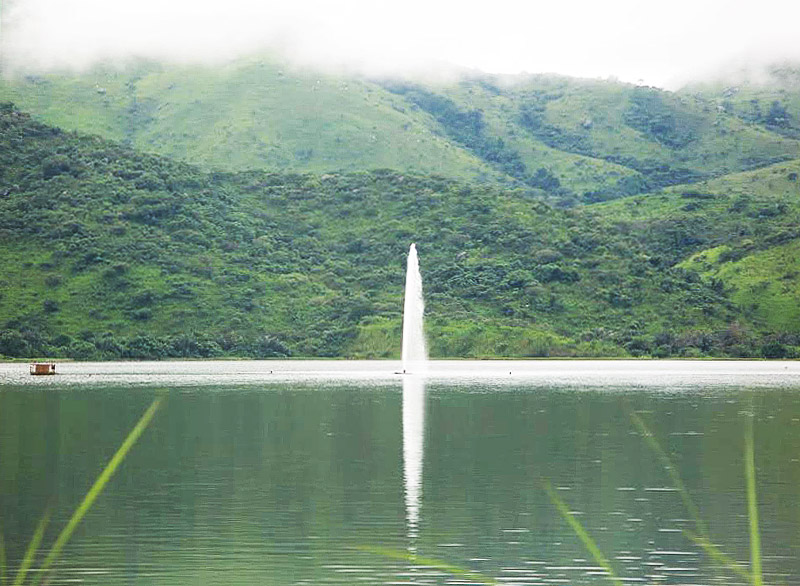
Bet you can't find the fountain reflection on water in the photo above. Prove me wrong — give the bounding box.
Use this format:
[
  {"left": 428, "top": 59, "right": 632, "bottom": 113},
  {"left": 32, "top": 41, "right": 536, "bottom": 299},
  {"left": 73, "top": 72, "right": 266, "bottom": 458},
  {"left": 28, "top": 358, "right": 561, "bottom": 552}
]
[{"left": 402, "top": 375, "right": 425, "bottom": 546}]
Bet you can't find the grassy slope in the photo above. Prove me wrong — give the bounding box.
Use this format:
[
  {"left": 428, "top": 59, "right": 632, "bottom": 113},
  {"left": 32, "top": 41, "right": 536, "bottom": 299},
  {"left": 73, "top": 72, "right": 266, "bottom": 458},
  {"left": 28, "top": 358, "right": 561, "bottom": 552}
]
[
  {"left": 421, "top": 78, "right": 643, "bottom": 196},
  {"left": 680, "top": 241, "right": 800, "bottom": 331},
  {"left": 2, "top": 104, "right": 769, "bottom": 359},
  {"left": 497, "top": 75, "right": 800, "bottom": 184},
  {"left": 0, "top": 58, "right": 497, "bottom": 179},
  {"left": 681, "top": 64, "right": 800, "bottom": 140},
  {"left": 595, "top": 159, "right": 800, "bottom": 335},
  {"left": 376, "top": 73, "right": 799, "bottom": 203},
  {"left": 3, "top": 57, "right": 800, "bottom": 203}
]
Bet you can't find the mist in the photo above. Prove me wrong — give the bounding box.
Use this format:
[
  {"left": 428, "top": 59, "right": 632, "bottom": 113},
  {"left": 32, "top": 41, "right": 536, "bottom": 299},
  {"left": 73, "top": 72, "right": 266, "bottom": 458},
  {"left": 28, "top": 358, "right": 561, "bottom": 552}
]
[{"left": 2, "top": 0, "right": 800, "bottom": 88}]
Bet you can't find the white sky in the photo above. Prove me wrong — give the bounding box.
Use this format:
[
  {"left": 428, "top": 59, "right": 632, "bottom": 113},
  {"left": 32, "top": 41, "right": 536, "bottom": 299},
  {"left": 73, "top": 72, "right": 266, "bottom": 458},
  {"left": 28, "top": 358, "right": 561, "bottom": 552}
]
[{"left": 2, "top": 0, "right": 800, "bottom": 88}]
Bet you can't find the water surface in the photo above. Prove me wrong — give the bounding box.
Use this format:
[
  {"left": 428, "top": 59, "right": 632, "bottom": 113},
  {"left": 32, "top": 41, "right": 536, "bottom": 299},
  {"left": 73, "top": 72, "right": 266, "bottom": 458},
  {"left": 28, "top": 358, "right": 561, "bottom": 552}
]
[{"left": 2, "top": 360, "right": 799, "bottom": 585}]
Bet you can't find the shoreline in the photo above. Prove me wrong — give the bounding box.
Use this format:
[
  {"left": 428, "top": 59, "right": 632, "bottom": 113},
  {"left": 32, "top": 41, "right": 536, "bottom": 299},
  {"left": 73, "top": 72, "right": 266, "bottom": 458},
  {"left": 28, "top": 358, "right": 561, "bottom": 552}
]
[{"left": 3, "top": 355, "right": 797, "bottom": 364}]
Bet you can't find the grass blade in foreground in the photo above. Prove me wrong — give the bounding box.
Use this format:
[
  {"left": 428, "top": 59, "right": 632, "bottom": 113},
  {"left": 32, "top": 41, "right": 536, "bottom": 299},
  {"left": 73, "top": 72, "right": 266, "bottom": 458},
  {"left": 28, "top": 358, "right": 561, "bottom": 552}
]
[
  {"left": 629, "top": 410, "right": 707, "bottom": 536},
  {"left": 744, "top": 409, "right": 763, "bottom": 586},
  {"left": 10, "top": 512, "right": 49, "bottom": 586},
  {"left": 1, "top": 531, "right": 7, "bottom": 586},
  {"left": 31, "top": 396, "right": 163, "bottom": 586},
  {"left": 631, "top": 409, "right": 755, "bottom": 583},
  {"left": 542, "top": 480, "right": 623, "bottom": 586},
  {"left": 684, "top": 531, "right": 753, "bottom": 582},
  {"left": 355, "top": 545, "right": 498, "bottom": 585}
]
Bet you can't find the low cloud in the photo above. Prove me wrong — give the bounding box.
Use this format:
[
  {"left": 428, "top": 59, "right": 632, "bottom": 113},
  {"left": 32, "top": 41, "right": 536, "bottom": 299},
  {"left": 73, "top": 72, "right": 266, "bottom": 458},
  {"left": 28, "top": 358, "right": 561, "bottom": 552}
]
[{"left": 2, "top": 0, "right": 800, "bottom": 87}]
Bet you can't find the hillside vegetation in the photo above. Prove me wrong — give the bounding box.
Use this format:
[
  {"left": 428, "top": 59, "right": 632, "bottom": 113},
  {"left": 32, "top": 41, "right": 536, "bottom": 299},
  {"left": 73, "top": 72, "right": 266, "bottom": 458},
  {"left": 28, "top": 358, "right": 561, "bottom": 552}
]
[
  {"left": 383, "top": 75, "right": 800, "bottom": 202},
  {"left": 681, "top": 64, "right": 800, "bottom": 141},
  {"left": 3, "top": 57, "right": 800, "bottom": 206},
  {"left": 2, "top": 103, "right": 798, "bottom": 360},
  {"left": 0, "top": 59, "right": 498, "bottom": 181},
  {"left": 594, "top": 158, "right": 800, "bottom": 346}
]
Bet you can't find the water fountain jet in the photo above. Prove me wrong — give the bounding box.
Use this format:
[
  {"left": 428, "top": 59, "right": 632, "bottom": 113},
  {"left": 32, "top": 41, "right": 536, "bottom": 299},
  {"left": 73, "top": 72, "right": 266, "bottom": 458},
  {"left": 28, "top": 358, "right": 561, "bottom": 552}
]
[{"left": 401, "top": 243, "right": 427, "bottom": 375}]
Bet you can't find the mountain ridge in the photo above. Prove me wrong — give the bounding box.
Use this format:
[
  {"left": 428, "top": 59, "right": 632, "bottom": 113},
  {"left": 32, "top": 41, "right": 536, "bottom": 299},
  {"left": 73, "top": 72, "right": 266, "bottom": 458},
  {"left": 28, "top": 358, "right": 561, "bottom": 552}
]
[{"left": 3, "top": 56, "right": 800, "bottom": 205}]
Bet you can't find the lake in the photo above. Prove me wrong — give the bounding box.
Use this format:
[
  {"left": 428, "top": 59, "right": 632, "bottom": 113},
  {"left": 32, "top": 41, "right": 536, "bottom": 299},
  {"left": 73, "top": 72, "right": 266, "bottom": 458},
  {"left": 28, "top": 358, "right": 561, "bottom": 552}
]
[{"left": 2, "top": 360, "right": 800, "bottom": 585}]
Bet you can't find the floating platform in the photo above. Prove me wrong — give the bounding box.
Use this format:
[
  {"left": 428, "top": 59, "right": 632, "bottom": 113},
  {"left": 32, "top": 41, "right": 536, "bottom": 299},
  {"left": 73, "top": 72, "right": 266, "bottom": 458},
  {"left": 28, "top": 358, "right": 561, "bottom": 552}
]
[{"left": 30, "top": 362, "right": 57, "bottom": 375}]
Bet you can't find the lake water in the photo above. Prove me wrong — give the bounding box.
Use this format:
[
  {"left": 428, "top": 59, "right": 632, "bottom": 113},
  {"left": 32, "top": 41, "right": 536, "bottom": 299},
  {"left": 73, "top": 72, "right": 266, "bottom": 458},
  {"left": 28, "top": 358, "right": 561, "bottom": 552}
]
[{"left": 2, "top": 360, "right": 800, "bottom": 585}]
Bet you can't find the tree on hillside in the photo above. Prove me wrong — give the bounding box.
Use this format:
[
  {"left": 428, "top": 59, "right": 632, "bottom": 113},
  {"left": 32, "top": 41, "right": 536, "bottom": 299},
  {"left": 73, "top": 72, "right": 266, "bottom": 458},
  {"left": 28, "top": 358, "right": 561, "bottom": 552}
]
[{"left": 765, "top": 101, "right": 791, "bottom": 128}]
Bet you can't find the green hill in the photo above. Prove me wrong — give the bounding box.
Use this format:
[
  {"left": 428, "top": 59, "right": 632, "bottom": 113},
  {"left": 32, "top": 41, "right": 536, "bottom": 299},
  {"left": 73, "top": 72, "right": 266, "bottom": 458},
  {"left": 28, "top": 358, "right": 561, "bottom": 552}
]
[
  {"left": 0, "top": 58, "right": 497, "bottom": 181},
  {"left": 680, "top": 64, "right": 800, "bottom": 141},
  {"left": 593, "top": 158, "right": 800, "bottom": 353},
  {"left": 383, "top": 75, "right": 800, "bottom": 202},
  {"left": 3, "top": 57, "right": 800, "bottom": 205},
  {"left": 681, "top": 241, "right": 800, "bottom": 335},
  {"left": 2, "top": 103, "right": 798, "bottom": 360}
]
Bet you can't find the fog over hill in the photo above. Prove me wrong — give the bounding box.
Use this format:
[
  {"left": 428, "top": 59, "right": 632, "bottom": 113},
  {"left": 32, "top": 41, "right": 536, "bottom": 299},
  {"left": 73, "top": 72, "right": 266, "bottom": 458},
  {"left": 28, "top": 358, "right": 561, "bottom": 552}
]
[{"left": 3, "top": 0, "right": 800, "bottom": 88}]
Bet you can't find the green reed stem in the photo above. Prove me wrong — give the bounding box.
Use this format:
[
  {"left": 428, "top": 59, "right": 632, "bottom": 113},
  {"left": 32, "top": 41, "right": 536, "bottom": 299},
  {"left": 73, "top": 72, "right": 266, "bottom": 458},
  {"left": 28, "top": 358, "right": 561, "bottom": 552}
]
[
  {"left": 684, "top": 530, "right": 753, "bottom": 582},
  {"left": 631, "top": 408, "right": 754, "bottom": 582},
  {"left": 31, "top": 396, "right": 163, "bottom": 586},
  {"left": 11, "top": 511, "right": 50, "bottom": 586},
  {"left": 1, "top": 530, "right": 7, "bottom": 586},
  {"left": 355, "top": 545, "right": 498, "bottom": 585},
  {"left": 629, "top": 410, "right": 708, "bottom": 537},
  {"left": 542, "top": 480, "right": 623, "bottom": 586},
  {"left": 744, "top": 410, "right": 763, "bottom": 586}
]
